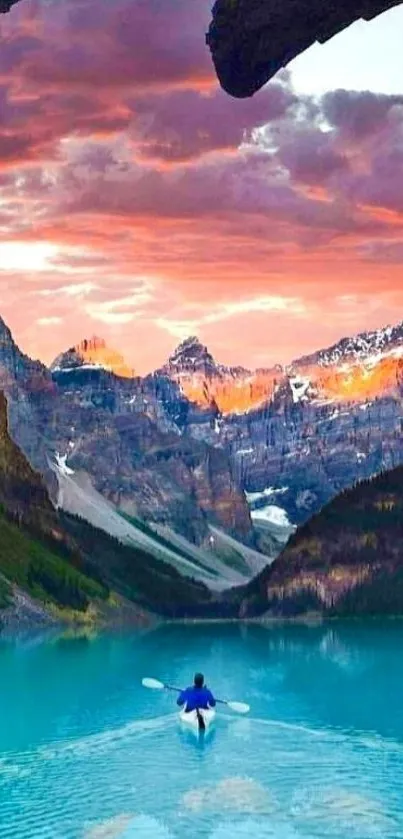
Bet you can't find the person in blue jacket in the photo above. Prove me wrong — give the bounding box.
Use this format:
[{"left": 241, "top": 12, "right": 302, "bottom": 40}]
[{"left": 177, "top": 673, "right": 216, "bottom": 729}]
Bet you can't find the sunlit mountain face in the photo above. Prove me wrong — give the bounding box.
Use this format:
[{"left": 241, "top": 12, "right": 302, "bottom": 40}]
[
  {"left": 154, "top": 324, "right": 403, "bottom": 415},
  {"left": 288, "top": 322, "right": 403, "bottom": 407},
  {"left": 156, "top": 337, "right": 282, "bottom": 414},
  {"left": 48, "top": 320, "right": 403, "bottom": 535},
  {"left": 292, "top": 353, "right": 403, "bottom": 405},
  {"left": 51, "top": 322, "right": 403, "bottom": 415},
  {"left": 51, "top": 337, "right": 136, "bottom": 379}
]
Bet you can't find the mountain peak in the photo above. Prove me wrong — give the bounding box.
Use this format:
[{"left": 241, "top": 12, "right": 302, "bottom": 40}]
[
  {"left": 51, "top": 336, "right": 135, "bottom": 379},
  {"left": 179, "top": 335, "right": 202, "bottom": 347},
  {"left": 168, "top": 336, "right": 215, "bottom": 369}
]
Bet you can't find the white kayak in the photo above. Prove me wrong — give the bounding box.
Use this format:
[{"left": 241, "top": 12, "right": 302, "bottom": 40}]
[{"left": 179, "top": 707, "right": 216, "bottom": 733}]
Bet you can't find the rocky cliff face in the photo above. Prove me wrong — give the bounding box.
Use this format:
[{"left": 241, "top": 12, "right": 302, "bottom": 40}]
[
  {"left": 50, "top": 364, "right": 253, "bottom": 546},
  {"left": 156, "top": 336, "right": 281, "bottom": 415},
  {"left": 6, "top": 312, "right": 403, "bottom": 583},
  {"left": 235, "top": 465, "right": 403, "bottom": 618},
  {"left": 0, "top": 321, "right": 255, "bottom": 552},
  {"left": 152, "top": 324, "right": 403, "bottom": 532},
  {"left": 41, "top": 319, "right": 403, "bottom": 549},
  {"left": 207, "top": 0, "right": 402, "bottom": 98},
  {"left": 215, "top": 391, "right": 403, "bottom": 528},
  {"left": 0, "top": 390, "right": 218, "bottom": 623},
  {"left": 0, "top": 320, "right": 257, "bottom": 559},
  {"left": 0, "top": 317, "right": 57, "bottom": 494},
  {"left": 0, "top": 391, "right": 64, "bottom": 541},
  {"left": 238, "top": 324, "right": 403, "bottom": 525},
  {"left": 0, "top": 390, "right": 113, "bottom": 622}
]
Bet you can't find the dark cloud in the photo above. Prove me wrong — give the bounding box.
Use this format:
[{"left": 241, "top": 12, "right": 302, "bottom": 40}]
[{"left": 322, "top": 89, "right": 403, "bottom": 140}]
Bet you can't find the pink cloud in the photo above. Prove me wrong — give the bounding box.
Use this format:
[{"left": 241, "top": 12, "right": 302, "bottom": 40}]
[
  {"left": 130, "top": 83, "right": 296, "bottom": 162},
  {"left": 2, "top": 0, "right": 213, "bottom": 92},
  {"left": 0, "top": 0, "right": 402, "bottom": 372}
]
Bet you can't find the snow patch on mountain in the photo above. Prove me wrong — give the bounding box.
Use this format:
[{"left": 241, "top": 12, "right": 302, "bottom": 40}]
[
  {"left": 55, "top": 453, "right": 75, "bottom": 476},
  {"left": 289, "top": 375, "right": 311, "bottom": 403},
  {"left": 246, "top": 487, "right": 288, "bottom": 504},
  {"left": 251, "top": 505, "right": 293, "bottom": 528},
  {"left": 297, "top": 321, "right": 403, "bottom": 368},
  {"left": 52, "top": 363, "right": 105, "bottom": 373},
  {"left": 214, "top": 418, "right": 222, "bottom": 434}
]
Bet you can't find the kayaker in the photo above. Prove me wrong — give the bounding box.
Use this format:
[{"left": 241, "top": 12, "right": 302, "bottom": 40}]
[{"left": 177, "top": 673, "right": 216, "bottom": 714}]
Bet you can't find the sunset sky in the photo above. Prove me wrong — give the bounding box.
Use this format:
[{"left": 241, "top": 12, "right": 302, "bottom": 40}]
[{"left": 1, "top": 0, "right": 403, "bottom": 373}]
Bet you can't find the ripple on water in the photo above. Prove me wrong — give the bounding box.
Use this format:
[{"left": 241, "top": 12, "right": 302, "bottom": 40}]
[
  {"left": 39, "top": 715, "right": 177, "bottom": 762},
  {"left": 3, "top": 625, "right": 403, "bottom": 839},
  {"left": 86, "top": 815, "right": 300, "bottom": 839},
  {"left": 291, "top": 786, "right": 399, "bottom": 837},
  {"left": 112, "top": 815, "right": 173, "bottom": 838},
  {"left": 84, "top": 814, "right": 135, "bottom": 838},
  {"left": 209, "top": 819, "right": 302, "bottom": 839}
]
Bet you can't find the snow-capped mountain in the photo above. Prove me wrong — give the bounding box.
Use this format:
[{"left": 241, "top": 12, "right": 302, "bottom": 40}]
[
  {"left": 287, "top": 322, "right": 403, "bottom": 407},
  {"left": 295, "top": 321, "right": 403, "bottom": 368},
  {"left": 29, "top": 316, "right": 403, "bottom": 571},
  {"left": 157, "top": 323, "right": 403, "bottom": 415},
  {"left": 150, "top": 319, "right": 403, "bottom": 533}
]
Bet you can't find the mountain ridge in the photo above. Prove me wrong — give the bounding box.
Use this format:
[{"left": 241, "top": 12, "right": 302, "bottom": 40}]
[
  {"left": 6, "top": 308, "right": 403, "bottom": 622},
  {"left": 50, "top": 317, "right": 403, "bottom": 413},
  {"left": 6, "top": 311, "right": 403, "bottom": 610},
  {"left": 2, "top": 319, "right": 263, "bottom": 569},
  {"left": 37, "top": 314, "right": 403, "bottom": 534}
]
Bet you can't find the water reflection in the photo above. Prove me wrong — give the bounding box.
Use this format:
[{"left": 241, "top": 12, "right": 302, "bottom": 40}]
[
  {"left": 0, "top": 619, "right": 402, "bottom": 838},
  {"left": 1, "top": 618, "right": 403, "bottom": 747},
  {"left": 139, "top": 619, "right": 403, "bottom": 743}
]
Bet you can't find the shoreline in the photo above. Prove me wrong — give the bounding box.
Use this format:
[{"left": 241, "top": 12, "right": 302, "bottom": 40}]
[{"left": 5, "top": 598, "right": 403, "bottom": 637}]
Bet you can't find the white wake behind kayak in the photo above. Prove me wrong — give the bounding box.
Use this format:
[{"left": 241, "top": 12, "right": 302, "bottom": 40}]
[{"left": 179, "top": 707, "right": 216, "bottom": 733}]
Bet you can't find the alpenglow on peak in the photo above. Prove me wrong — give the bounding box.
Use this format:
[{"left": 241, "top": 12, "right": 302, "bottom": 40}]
[{"left": 51, "top": 336, "right": 136, "bottom": 378}]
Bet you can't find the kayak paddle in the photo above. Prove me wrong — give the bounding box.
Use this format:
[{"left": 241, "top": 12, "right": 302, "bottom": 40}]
[{"left": 142, "top": 677, "right": 250, "bottom": 714}]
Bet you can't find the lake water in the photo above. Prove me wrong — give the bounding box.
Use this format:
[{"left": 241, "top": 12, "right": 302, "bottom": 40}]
[{"left": 1, "top": 620, "right": 403, "bottom": 838}]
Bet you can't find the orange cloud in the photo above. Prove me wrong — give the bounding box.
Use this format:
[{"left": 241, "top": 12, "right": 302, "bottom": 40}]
[{"left": 0, "top": 1, "right": 402, "bottom": 373}]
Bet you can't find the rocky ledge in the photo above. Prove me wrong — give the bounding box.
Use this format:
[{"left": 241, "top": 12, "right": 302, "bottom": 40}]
[{"left": 207, "top": 0, "right": 402, "bottom": 97}]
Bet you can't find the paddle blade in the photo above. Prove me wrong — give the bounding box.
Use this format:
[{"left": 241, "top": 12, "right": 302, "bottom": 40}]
[
  {"left": 142, "top": 677, "right": 165, "bottom": 690},
  {"left": 227, "top": 701, "right": 250, "bottom": 714}
]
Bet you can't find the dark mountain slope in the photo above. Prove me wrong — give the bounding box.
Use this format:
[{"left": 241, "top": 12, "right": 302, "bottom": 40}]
[
  {"left": 236, "top": 465, "right": 403, "bottom": 618},
  {"left": 0, "top": 391, "right": 110, "bottom": 621},
  {"left": 60, "top": 512, "right": 214, "bottom": 619}
]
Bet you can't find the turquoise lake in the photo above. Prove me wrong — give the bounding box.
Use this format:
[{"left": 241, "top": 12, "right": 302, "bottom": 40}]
[{"left": 1, "top": 620, "right": 403, "bottom": 838}]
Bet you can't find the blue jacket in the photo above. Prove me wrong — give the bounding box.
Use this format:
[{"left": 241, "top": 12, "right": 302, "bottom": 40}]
[{"left": 177, "top": 686, "right": 216, "bottom": 712}]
